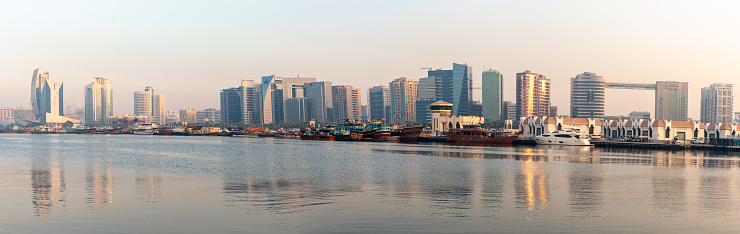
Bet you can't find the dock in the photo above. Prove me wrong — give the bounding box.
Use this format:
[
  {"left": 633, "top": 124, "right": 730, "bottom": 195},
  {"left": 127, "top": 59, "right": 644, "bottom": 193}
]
[{"left": 594, "top": 141, "right": 740, "bottom": 152}]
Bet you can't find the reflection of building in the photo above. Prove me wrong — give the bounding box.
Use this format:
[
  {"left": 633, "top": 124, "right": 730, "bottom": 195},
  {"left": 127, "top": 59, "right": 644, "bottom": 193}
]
[
  {"left": 87, "top": 157, "right": 115, "bottom": 209},
  {"left": 516, "top": 71, "right": 550, "bottom": 119},
  {"left": 701, "top": 83, "right": 733, "bottom": 124},
  {"left": 430, "top": 101, "right": 484, "bottom": 134},
  {"left": 515, "top": 157, "right": 548, "bottom": 211},
  {"left": 135, "top": 170, "right": 163, "bottom": 203},
  {"left": 31, "top": 154, "right": 66, "bottom": 217}
]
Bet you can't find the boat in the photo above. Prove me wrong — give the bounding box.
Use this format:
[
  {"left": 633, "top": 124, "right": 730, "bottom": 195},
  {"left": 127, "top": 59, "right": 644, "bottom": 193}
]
[
  {"left": 133, "top": 124, "right": 155, "bottom": 135},
  {"left": 447, "top": 125, "right": 521, "bottom": 144},
  {"left": 372, "top": 125, "right": 394, "bottom": 141},
  {"left": 300, "top": 128, "right": 335, "bottom": 141},
  {"left": 534, "top": 129, "right": 592, "bottom": 146},
  {"left": 399, "top": 124, "right": 426, "bottom": 142}
]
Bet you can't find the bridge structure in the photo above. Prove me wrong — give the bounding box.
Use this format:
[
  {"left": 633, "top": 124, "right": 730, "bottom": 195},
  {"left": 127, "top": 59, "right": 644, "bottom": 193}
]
[
  {"left": 605, "top": 82, "right": 657, "bottom": 90},
  {"left": 602, "top": 81, "right": 688, "bottom": 121}
]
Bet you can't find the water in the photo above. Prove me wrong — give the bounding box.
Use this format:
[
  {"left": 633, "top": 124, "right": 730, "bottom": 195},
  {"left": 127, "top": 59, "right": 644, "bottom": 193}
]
[{"left": 2, "top": 134, "right": 740, "bottom": 233}]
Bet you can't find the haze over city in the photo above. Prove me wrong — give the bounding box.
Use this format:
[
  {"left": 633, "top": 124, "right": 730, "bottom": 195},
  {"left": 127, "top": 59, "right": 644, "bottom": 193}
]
[{"left": 1, "top": 0, "right": 738, "bottom": 119}]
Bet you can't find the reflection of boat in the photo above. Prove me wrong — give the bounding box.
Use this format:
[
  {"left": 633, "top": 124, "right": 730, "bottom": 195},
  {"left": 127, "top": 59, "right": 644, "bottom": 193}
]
[
  {"left": 399, "top": 124, "right": 426, "bottom": 142},
  {"left": 447, "top": 125, "right": 521, "bottom": 144},
  {"left": 534, "top": 129, "right": 592, "bottom": 146}
]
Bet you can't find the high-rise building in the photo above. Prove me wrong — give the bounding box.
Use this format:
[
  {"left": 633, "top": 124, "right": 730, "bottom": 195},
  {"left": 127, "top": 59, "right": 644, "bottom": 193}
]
[
  {"left": 30, "top": 68, "right": 49, "bottom": 121},
  {"left": 39, "top": 79, "right": 64, "bottom": 124},
  {"left": 471, "top": 101, "right": 483, "bottom": 117},
  {"left": 84, "top": 82, "right": 102, "bottom": 125},
  {"left": 415, "top": 99, "right": 436, "bottom": 124},
  {"left": 417, "top": 77, "right": 437, "bottom": 100},
  {"left": 368, "top": 85, "right": 390, "bottom": 121},
  {"left": 427, "top": 63, "right": 473, "bottom": 116},
  {"left": 261, "top": 75, "right": 284, "bottom": 124},
  {"left": 628, "top": 111, "right": 651, "bottom": 120},
  {"left": 285, "top": 98, "right": 314, "bottom": 123},
  {"left": 134, "top": 90, "right": 152, "bottom": 117},
  {"left": 165, "top": 110, "right": 180, "bottom": 125},
  {"left": 84, "top": 78, "right": 113, "bottom": 126},
  {"left": 701, "top": 83, "right": 733, "bottom": 124},
  {"left": 221, "top": 80, "right": 262, "bottom": 125},
  {"left": 197, "top": 108, "right": 221, "bottom": 123},
  {"left": 282, "top": 77, "right": 317, "bottom": 118},
  {"left": 179, "top": 109, "right": 197, "bottom": 124},
  {"left": 361, "top": 105, "right": 369, "bottom": 122},
  {"left": 482, "top": 70, "right": 503, "bottom": 121},
  {"left": 549, "top": 106, "right": 558, "bottom": 117},
  {"left": 152, "top": 95, "right": 166, "bottom": 125},
  {"left": 332, "top": 85, "right": 361, "bottom": 121},
  {"left": 734, "top": 112, "right": 740, "bottom": 123},
  {"left": 389, "top": 77, "right": 417, "bottom": 124},
  {"left": 570, "top": 72, "right": 605, "bottom": 118},
  {"left": 655, "top": 81, "right": 689, "bottom": 121},
  {"left": 502, "top": 101, "right": 517, "bottom": 121},
  {"left": 0, "top": 107, "right": 12, "bottom": 125},
  {"left": 96, "top": 78, "right": 113, "bottom": 120},
  {"left": 516, "top": 71, "right": 550, "bottom": 119},
  {"left": 303, "top": 81, "right": 333, "bottom": 122}
]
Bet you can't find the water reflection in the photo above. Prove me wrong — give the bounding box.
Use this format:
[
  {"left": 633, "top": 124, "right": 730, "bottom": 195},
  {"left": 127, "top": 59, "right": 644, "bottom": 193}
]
[
  {"left": 568, "top": 166, "right": 602, "bottom": 218},
  {"left": 698, "top": 175, "right": 734, "bottom": 217},
  {"left": 86, "top": 155, "right": 115, "bottom": 210},
  {"left": 30, "top": 151, "right": 66, "bottom": 217},
  {"left": 515, "top": 156, "right": 549, "bottom": 214},
  {"left": 135, "top": 169, "right": 164, "bottom": 203},
  {"left": 651, "top": 169, "right": 686, "bottom": 216}
]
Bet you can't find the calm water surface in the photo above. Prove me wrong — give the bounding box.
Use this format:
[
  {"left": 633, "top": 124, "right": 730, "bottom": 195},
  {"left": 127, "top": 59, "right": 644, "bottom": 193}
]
[{"left": 3, "top": 134, "right": 740, "bottom": 233}]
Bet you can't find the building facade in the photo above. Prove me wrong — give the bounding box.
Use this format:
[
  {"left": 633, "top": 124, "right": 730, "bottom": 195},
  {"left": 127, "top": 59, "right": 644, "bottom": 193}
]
[
  {"left": 482, "top": 70, "right": 503, "bottom": 121},
  {"left": 285, "top": 98, "right": 314, "bottom": 123},
  {"left": 427, "top": 63, "right": 473, "bottom": 116},
  {"left": 152, "top": 95, "right": 166, "bottom": 125},
  {"left": 368, "top": 85, "right": 390, "bottom": 121},
  {"left": 628, "top": 111, "right": 651, "bottom": 120},
  {"left": 429, "top": 101, "right": 484, "bottom": 134},
  {"left": 332, "top": 85, "right": 361, "bottom": 121},
  {"left": 261, "top": 75, "right": 284, "bottom": 124},
  {"left": 40, "top": 79, "right": 64, "bottom": 124},
  {"left": 389, "top": 77, "right": 417, "bottom": 124},
  {"left": 303, "top": 81, "right": 333, "bottom": 122},
  {"left": 502, "top": 101, "right": 517, "bottom": 121},
  {"left": 655, "top": 81, "right": 689, "bottom": 121},
  {"left": 220, "top": 80, "right": 262, "bottom": 125},
  {"left": 701, "top": 83, "right": 733, "bottom": 124},
  {"left": 570, "top": 72, "right": 605, "bottom": 118},
  {"left": 179, "top": 109, "right": 197, "bottom": 124},
  {"left": 197, "top": 108, "right": 221, "bottom": 123},
  {"left": 30, "top": 68, "right": 49, "bottom": 121},
  {"left": 84, "top": 82, "right": 102, "bottom": 125},
  {"left": 516, "top": 71, "right": 550, "bottom": 119}
]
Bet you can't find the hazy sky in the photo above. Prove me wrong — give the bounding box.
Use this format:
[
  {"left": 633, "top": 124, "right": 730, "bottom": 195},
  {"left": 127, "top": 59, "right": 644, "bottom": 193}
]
[{"left": 1, "top": 0, "right": 738, "bottom": 119}]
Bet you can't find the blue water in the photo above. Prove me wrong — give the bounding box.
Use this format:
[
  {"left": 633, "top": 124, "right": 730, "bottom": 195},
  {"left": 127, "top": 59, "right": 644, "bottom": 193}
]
[{"left": 2, "top": 134, "right": 740, "bottom": 233}]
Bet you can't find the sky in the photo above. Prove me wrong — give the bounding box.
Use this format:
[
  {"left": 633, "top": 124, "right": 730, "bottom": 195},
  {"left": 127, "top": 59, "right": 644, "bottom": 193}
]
[{"left": 1, "top": 0, "right": 739, "bottom": 119}]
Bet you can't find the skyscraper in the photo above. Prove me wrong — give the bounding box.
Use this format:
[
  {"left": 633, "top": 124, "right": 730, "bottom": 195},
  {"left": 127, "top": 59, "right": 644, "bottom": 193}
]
[
  {"left": 39, "top": 79, "right": 64, "bottom": 124},
  {"left": 570, "top": 72, "right": 605, "bottom": 118},
  {"left": 389, "top": 77, "right": 417, "bottom": 124},
  {"left": 502, "top": 101, "right": 517, "bottom": 121},
  {"left": 179, "top": 109, "right": 197, "bottom": 124},
  {"left": 482, "top": 70, "right": 503, "bottom": 121},
  {"left": 285, "top": 98, "right": 314, "bottom": 123},
  {"left": 516, "top": 71, "right": 550, "bottom": 119},
  {"left": 332, "top": 85, "right": 361, "bottom": 121},
  {"left": 655, "top": 81, "right": 688, "bottom": 121},
  {"left": 368, "top": 85, "right": 390, "bottom": 121},
  {"left": 427, "top": 63, "right": 473, "bottom": 116},
  {"left": 134, "top": 90, "right": 152, "bottom": 118},
  {"left": 197, "top": 108, "right": 221, "bottom": 123},
  {"left": 84, "top": 82, "right": 102, "bottom": 125},
  {"left": 30, "top": 68, "right": 49, "bottom": 121},
  {"left": 152, "top": 95, "right": 166, "bottom": 125},
  {"left": 701, "top": 83, "right": 733, "bottom": 124},
  {"left": 85, "top": 78, "right": 113, "bottom": 125},
  {"left": 261, "top": 75, "right": 283, "bottom": 124},
  {"left": 303, "top": 81, "right": 333, "bottom": 122},
  {"left": 220, "top": 80, "right": 262, "bottom": 125}
]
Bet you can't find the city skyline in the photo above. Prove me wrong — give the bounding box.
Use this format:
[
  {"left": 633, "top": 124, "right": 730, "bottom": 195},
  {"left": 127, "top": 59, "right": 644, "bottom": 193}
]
[{"left": 1, "top": 1, "right": 739, "bottom": 120}]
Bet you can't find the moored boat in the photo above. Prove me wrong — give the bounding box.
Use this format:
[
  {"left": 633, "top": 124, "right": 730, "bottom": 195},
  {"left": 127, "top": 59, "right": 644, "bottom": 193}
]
[
  {"left": 399, "top": 124, "right": 426, "bottom": 142},
  {"left": 447, "top": 125, "right": 521, "bottom": 144},
  {"left": 534, "top": 129, "right": 592, "bottom": 146}
]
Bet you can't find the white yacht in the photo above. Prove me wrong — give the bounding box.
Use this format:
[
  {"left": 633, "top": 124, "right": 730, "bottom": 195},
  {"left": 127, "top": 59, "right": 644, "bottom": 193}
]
[
  {"left": 534, "top": 129, "right": 592, "bottom": 146},
  {"left": 133, "top": 124, "right": 156, "bottom": 135}
]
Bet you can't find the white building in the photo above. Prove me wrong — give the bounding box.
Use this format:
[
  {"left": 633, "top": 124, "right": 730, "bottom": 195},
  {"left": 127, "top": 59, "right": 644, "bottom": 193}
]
[
  {"left": 430, "top": 101, "right": 484, "bottom": 134},
  {"left": 701, "top": 83, "right": 733, "bottom": 124},
  {"left": 519, "top": 116, "right": 603, "bottom": 137}
]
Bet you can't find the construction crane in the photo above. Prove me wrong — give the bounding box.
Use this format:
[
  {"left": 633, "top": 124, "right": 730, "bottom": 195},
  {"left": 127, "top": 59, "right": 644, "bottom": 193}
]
[{"left": 420, "top": 67, "right": 433, "bottom": 70}]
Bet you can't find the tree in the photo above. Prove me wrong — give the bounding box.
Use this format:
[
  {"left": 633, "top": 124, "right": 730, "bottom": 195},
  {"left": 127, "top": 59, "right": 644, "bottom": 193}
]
[{"left": 62, "top": 121, "right": 74, "bottom": 128}]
